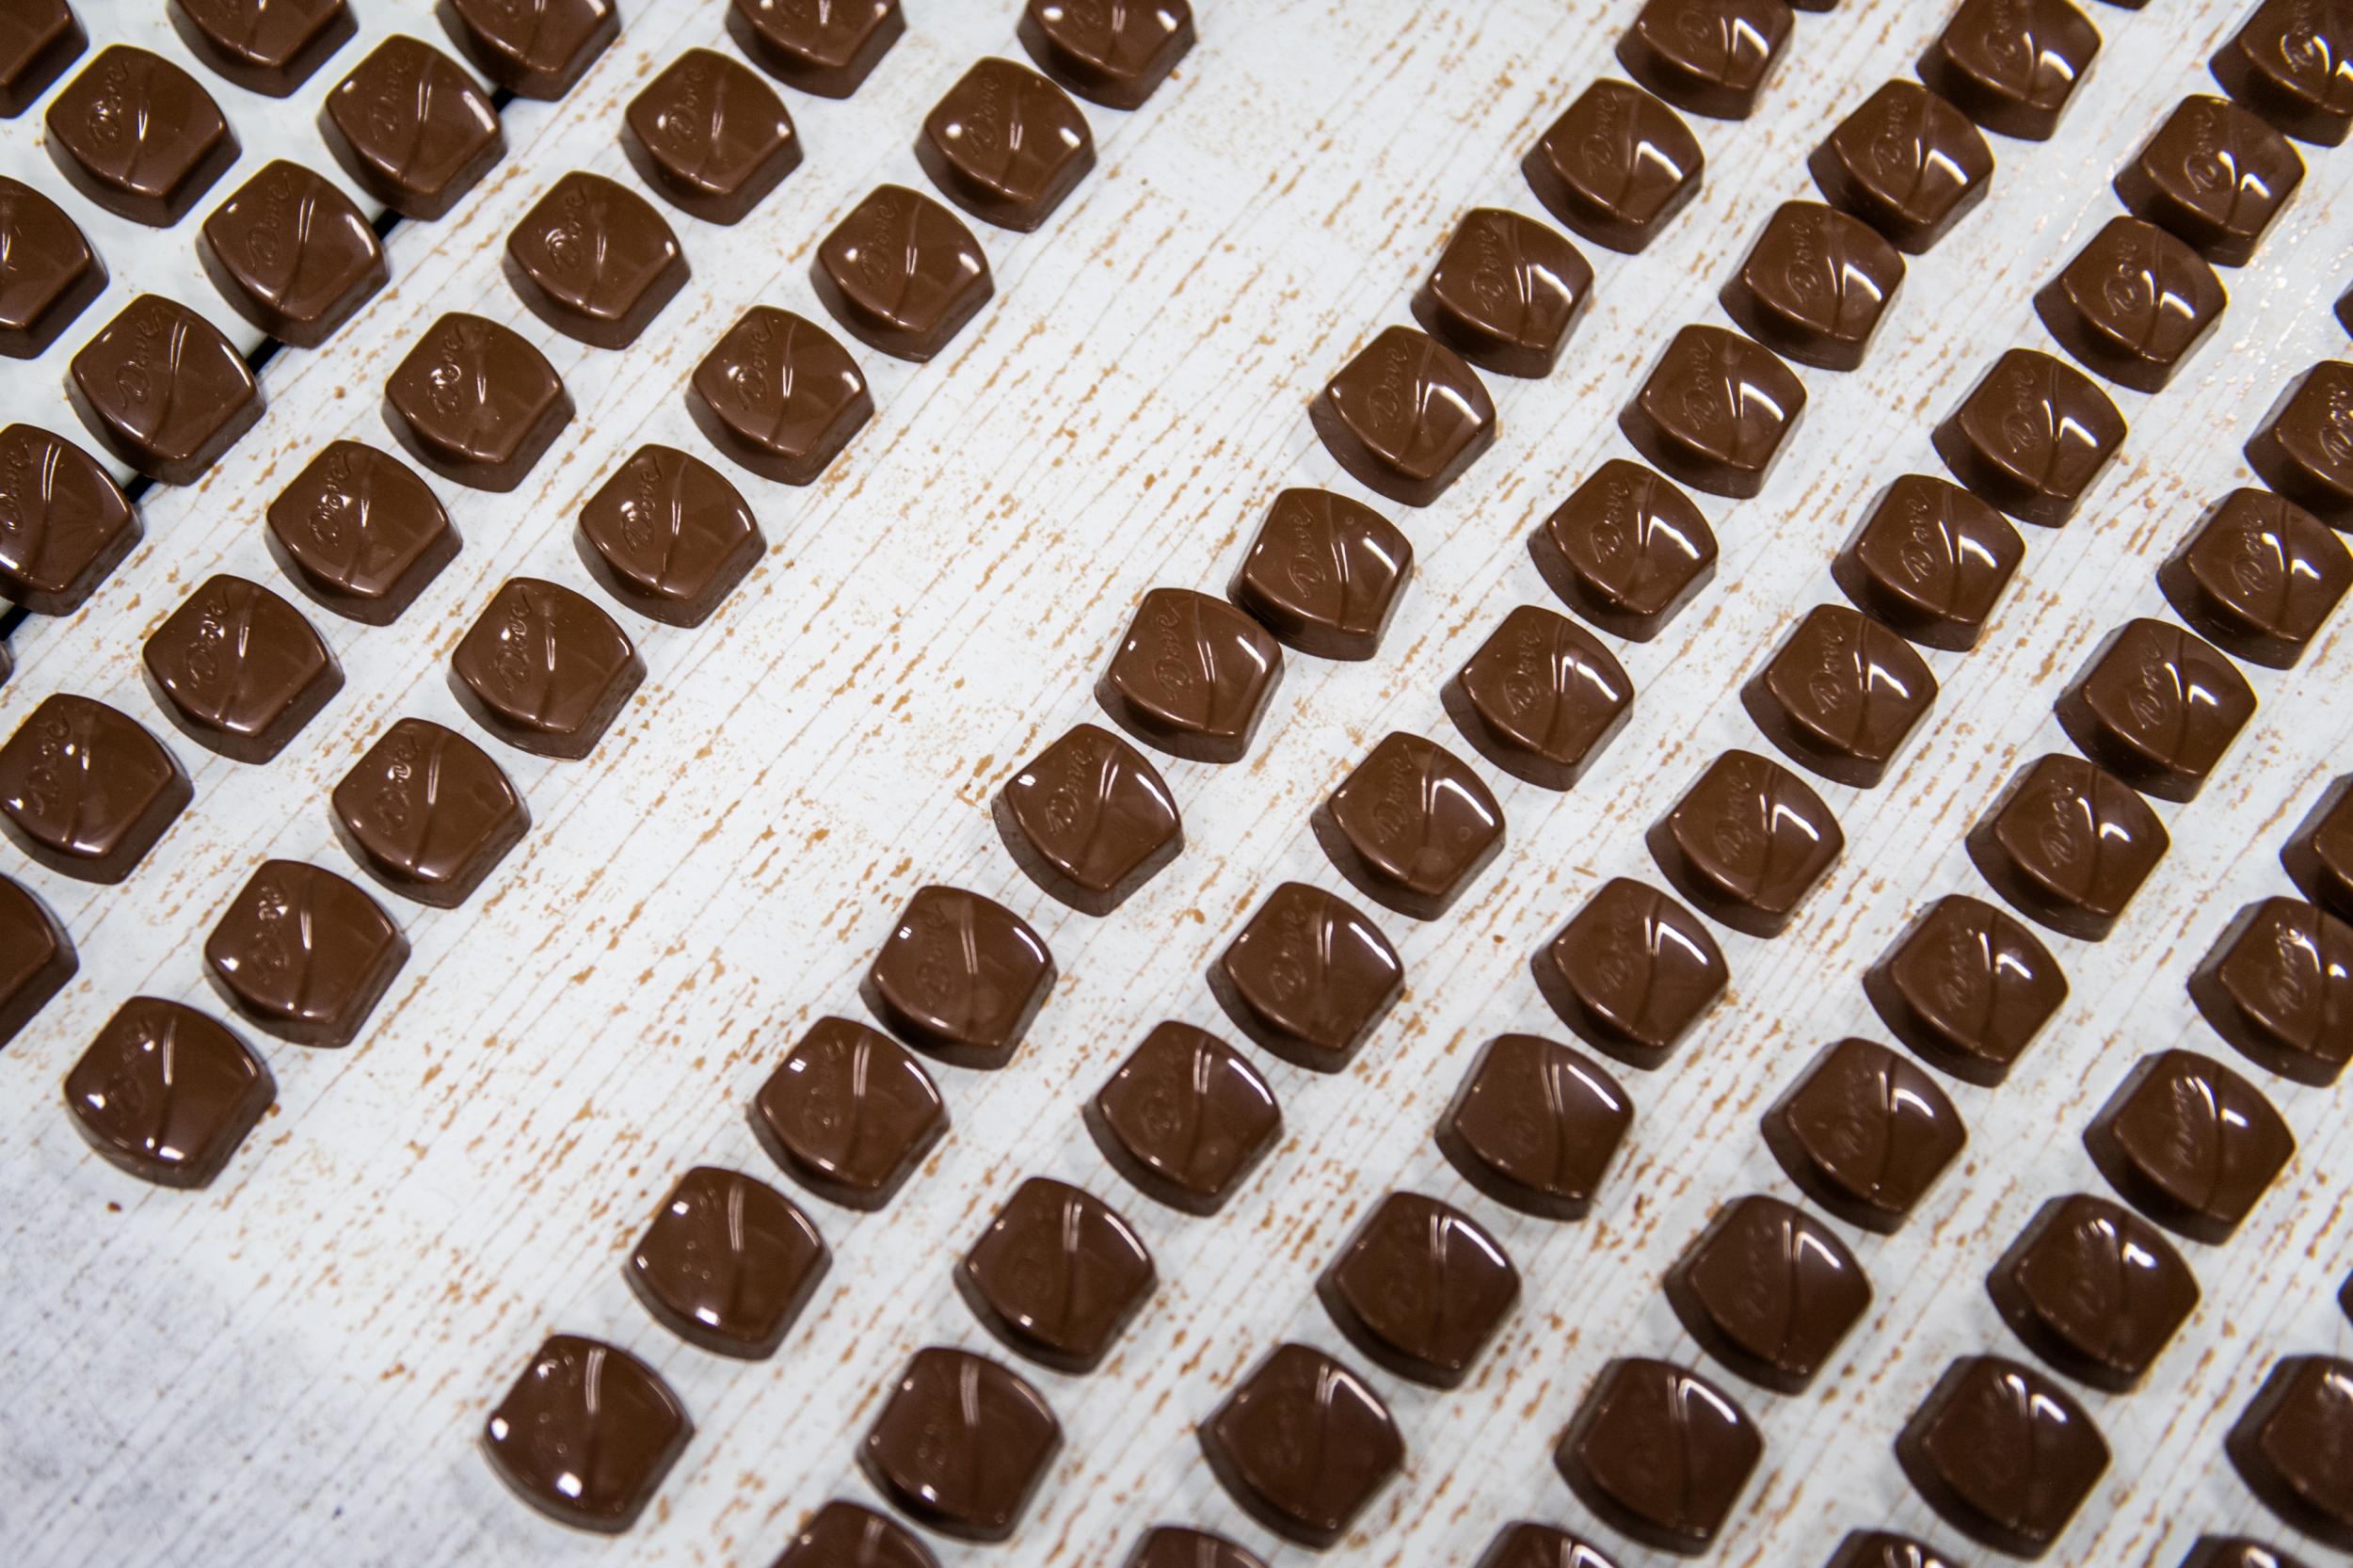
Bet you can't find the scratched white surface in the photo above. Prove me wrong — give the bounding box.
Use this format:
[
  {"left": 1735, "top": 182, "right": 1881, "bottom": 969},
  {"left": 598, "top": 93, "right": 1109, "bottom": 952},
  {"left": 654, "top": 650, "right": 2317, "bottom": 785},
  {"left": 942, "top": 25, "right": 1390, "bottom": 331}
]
[{"left": 3, "top": 2, "right": 2350, "bottom": 1566}]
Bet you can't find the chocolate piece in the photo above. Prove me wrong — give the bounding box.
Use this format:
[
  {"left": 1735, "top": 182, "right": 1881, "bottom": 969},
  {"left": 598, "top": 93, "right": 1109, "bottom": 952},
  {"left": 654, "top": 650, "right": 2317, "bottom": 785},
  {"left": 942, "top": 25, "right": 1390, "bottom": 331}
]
[
  {"left": 1435, "top": 1032, "right": 1632, "bottom": 1219},
  {"left": 1522, "top": 79, "right": 1705, "bottom": 253},
  {"left": 1017, "top": 0, "right": 1193, "bottom": 109},
  {"left": 811, "top": 184, "right": 992, "bottom": 362},
  {"left": 1311, "top": 325, "right": 1497, "bottom": 507},
  {"left": 0, "top": 0, "right": 83, "bottom": 118},
  {"left": 2055, "top": 617, "right": 2255, "bottom": 802},
  {"left": 321, "top": 36, "right": 504, "bottom": 220},
  {"left": 1529, "top": 459, "right": 1718, "bottom": 641},
  {"left": 142, "top": 573, "right": 343, "bottom": 763},
  {"left": 1741, "top": 603, "right": 1937, "bottom": 788},
  {"left": 0, "top": 424, "right": 137, "bottom": 615},
  {"left": 46, "top": 46, "right": 236, "bottom": 226},
  {"left": 1808, "top": 80, "right": 1994, "bottom": 253},
  {"left": 199, "top": 160, "right": 385, "bottom": 348},
  {"left": 1444, "top": 604, "right": 1632, "bottom": 791},
  {"left": 860, "top": 1346, "right": 1060, "bottom": 1543},
  {"left": 1863, "top": 893, "right": 2066, "bottom": 1085},
  {"left": 2177, "top": 1540, "right": 2313, "bottom": 1568},
  {"left": 450, "top": 577, "right": 643, "bottom": 760},
  {"left": 0, "top": 694, "right": 189, "bottom": 884},
  {"left": 1621, "top": 325, "right": 1806, "bottom": 500},
  {"left": 1617, "top": 0, "right": 1793, "bottom": 120},
  {"left": 202, "top": 858, "right": 406, "bottom": 1048},
  {"left": 1124, "top": 1528, "right": 1264, "bottom": 1568},
  {"left": 1665, "top": 1193, "right": 1870, "bottom": 1393},
  {"left": 1226, "top": 488, "right": 1411, "bottom": 661},
  {"left": 626, "top": 1164, "right": 828, "bottom": 1358},
  {"left": 62, "top": 997, "right": 272, "bottom": 1187},
  {"left": 750, "top": 1015, "right": 947, "bottom": 1210},
  {"left": 2189, "top": 896, "right": 2352, "bottom": 1086},
  {"left": 2116, "top": 95, "right": 2304, "bottom": 266},
  {"left": 1721, "top": 201, "right": 1904, "bottom": 373},
  {"left": 171, "top": 0, "right": 352, "bottom": 97},
  {"left": 1896, "top": 1355, "right": 2108, "bottom": 1557},
  {"left": 2211, "top": 0, "right": 2353, "bottom": 145},
  {"left": 1917, "top": 0, "right": 2102, "bottom": 142},
  {"left": 1554, "top": 1358, "right": 1761, "bottom": 1555},
  {"left": 2159, "top": 488, "right": 2349, "bottom": 669},
  {"left": 1647, "top": 749, "right": 1844, "bottom": 937},
  {"left": 1473, "top": 1523, "right": 1620, "bottom": 1568},
  {"left": 482, "top": 1335, "right": 690, "bottom": 1534},
  {"left": 2245, "top": 361, "right": 2353, "bottom": 527},
  {"left": 1319, "top": 1190, "right": 1519, "bottom": 1386},
  {"left": 1410, "top": 207, "right": 1593, "bottom": 378},
  {"left": 0, "top": 873, "right": 76, "bottom": 1048},
  {"left": 439, "top": 0, "right": 613, "bottom": 99},
  {"left": 1532, "top": 877, "right": 1726, "bottom": 1069},
  {"left": 860, "top": 884, "right": 1054, "bottom": 1069},
  {"left": 330, "top": 716, "right": 529, "bottom": 908},
  {"left": 384, "top": 313, "right": 572, "bottom": 492},
  {"left": 1312, "top": 730, "right": 1504, "bottom": 921},
  {"left": 69, "top": 294, "right": 261, "bottom": 485},
  {"left": 265, "top": 440, "right": 458, "bottom": 626},
  {"left": 1825, "top": 1534, "right": 1962, "bottom": 1568},
  {"left": 1763, "top": 1037, "right": 1965, "bottom": 1233},
  {"left": 728, "top": 0, "right": 903, "bottom": 99},
  {"left": 2284, "top": 775, "right": 2353, "bottom": 921},
  {"left": 1199, "top": 1342, "right": 1401, "bottom": 1549},
  {"left": 1966, "top": 753, "right": 2169, "bottom": 939},
  {"left": 622, "top": 49, "right": 800, "bottom": 226},
  {"left": 2228, "top": 1356, "right": 2353, "bottom": 1548},
  {"left": 994, "top": 722, "right": 1181, "bottom": 915},
  {"left": 775, "top": 1501, "right": 940, "bottom": 1568},
  {"left": 689, "top": 307, "right": 871, "bottom": 486},
  {"left": 505, "top": 172, "right": 688, "bottom": 350},
  {"left": 0, "top": 176, "right": 104, "bottom": 360},
  {"left": 1096, "top": 586, "right": 1284, "bottom": 763},
  {"left": 2084, "top": 1048, "right": 2293, "bottom": 1242},
  {"left": 577, "top": 444, "right": 763, "bottom": 628},
  {"left": 957, "top": 1175, "right": 1155, "bottom": 1372},
  {"left": 2036, "top": 216, "right": 2226, "bottom": 393},
  {"left": 1935, "top": 349, "right": 2125, "bottom": 526},
  {"left": 918, "top": 57, "right": 1094, "bottom": 232},
  {"left": 1987, "top": 1192, "right": 2198, "bottom": 1392},
  {"left": 1209, "top": 880, "right": 1401, "bottom": 1072},
  {"left": 1832, "top": 473, "right": 2024, "bottom": 651},
  {"left": 1085, "top": 1020, "right": 1280, "bottom": 1216}
]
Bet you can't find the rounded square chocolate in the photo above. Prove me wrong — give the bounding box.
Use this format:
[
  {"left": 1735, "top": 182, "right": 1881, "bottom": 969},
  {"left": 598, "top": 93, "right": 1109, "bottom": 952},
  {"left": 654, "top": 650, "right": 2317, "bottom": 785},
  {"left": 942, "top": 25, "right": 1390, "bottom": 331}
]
[
  {"left": 439, "top": 0, "right": 613, "bottom": 99},
  {"left": 1864, "top": 893, "right": 2066, "bottom": 1085},
  {"left": 70, "top": 295, "right": 262, "bottom": 485},
  {"left": 1987, "top": 1192, "right": 2198, "bottom": 1392},
  {"left": 1436, "top": 1032, "right": 1632, "bottom": 1219},
  {"left": 2160, "top": 488, "right": 2349, "bottom": 669},
  {"left": 1809, "top": 80, "right": 1993, "bottom": 254},
  {"left": 0, "top": 872, "right": 76, "bottom": 1048},
  {"left": 626, "top": 1164, "right": 828, "bottom": 1358},
  {"left": 200, "top": 160, "right": 385, "bottom": 348},
  {"left": 1554, "top": 1357, "right": 1761, "bottom": 1555},
  {"left": 1621, "top": 325, "right": 1806, "bottom": 500},
  {"left": 2116, "top": 95, "right": 2304, "bottom": 266},
  {"left": 1917, "top": 0, "right": 2102, "bottom": 142},
  {"left": 170, "top": 0, "right": 352, "bottom": 97},
  {"left": 1445, "top": 603, "right": 1632, "bottom": 791},
  {"left": 1226, "top": 488, "right": 1411, "bottom": 662},
  {"left": 1319, "top": 1190, "right": 1518, "bottom": 1387},
  {"left": 775, "top": 1502, "right": 936, "bottom": 1568},
  {"left": 1409, "top": 207, "right": 1593, "bottom": 378},
  {"left": 1666, "top": 1193, "right": 1870, "bottom": 1393},
  {"left": 1017, "top": 0, "right": 1193, "bottom": 110},
  {"left": 321, "top": 36, "right": 504, "bottom": 220},
  {"left": 1126, "top": 1527, "right": 1266, "bottom": 1568},
  {"left": 918, "top": 57, "right": 1094, "bottom": 232},
  {"left": 1312, "top": 730, "right": 1505, "bottom": 921},
  {"left": 0, "top": 176, "right": 104, "bottom": 360},
  {"left": 1311, "top": 325, "right": 1497, "bottom": 508},
  {"left": 1647, "top": 748, "right": 1844, "bottom": 937},
  {"left": 576, "top": 443, "right": 764, "bottom": 628},
  {"left": 266, "top": 440, "right": 458, "bottom": 625},
  {"left": 1896, "top": 1355, "right": 2108, "bottom": 1557},
  {"left": 0, "top": 423, "right": 138, "bottom": 615},
  {"left": 1532, "top": 875, "right": 1726, "bottom": 1068},
  {"left": 1721, "top": 200, "right": 1904, "bottom": 372},
  {"left": 2036, "top": 216, "right": 2226, "bottom": 392},
  {"left": 1472, "top": 1523, "right": 1618, "bottom": 1568},
  {"left": 752, "top": 1015, "right": 948, "bottom": 1210},
  {"left": 330, "top": 716, "right": 529, "bottom": 908},
  {"left": 0, "top": 0, "right": 85, "bottom": 118},
  {"left": 811, "top": 184, "right": 992, "bottom": 362},
  {"left": 1199, "top": 1342, "right": 1401, "bottom": 1548},
  {"left": 2211, "top": 0, "right": 2353, "bottom": 146},
  {"left": 1096, "top": 585, "right": 1284, "bottom": 763},
  {"left": 2083, "top": 1047, "right": 2293, "bottom": 1243},
  {"left": 63, "top": 996, "right": 273, "bottom": 1188},
  {"left": 623, "top": 49, "right": 800, "bottom": 227},
  {"left": 860, "top": 1346, "right": 1060, "bottom": 1543},
  {"left": 143, "top": 573, "right": 344, "bottom": 763},
  {"left": 1826, "top": 1531, "right": 1965, "bottom": 1568},
  {"left": 1741, "top": 603, "right": 1937, "bottom": 788},
  {"left": 957, "top": 1175, "right": 1154, "bottom": 1372},
  {"left": 1967, "top": 752, "right": 2169, "bottom": 940},
  {"left": 449, "top": 577, "right": 643, "bottom": 760},
  {"left": 45, "top": 45, "right": 237, "bottom": 226},
  {"left": 1832, "top": 473, "right": 2023, "bottom": 651},
  {"left": 1522, "top": 78, "right": 1704, "bottom": 253},
  {"left": 0, "top": 693, "right": 190, "bottom": 884},
  {"left": 2226, "top": 1356, "right": 2353, "bottom": 1548},
  {"left": 1086, "top": 1020, "right": 1280, "bottom": 1216},
  {"left": 1529, "top": 458, "right": 1717, "bottom": 642},
  {"left": 994, "top": 722, "right": 1181, "bottom": 915},
  {"left": 482, "top": 1334, "right": 690, "bottom": 1534},
  {"left": 728, "top": 0, "right": 904, "bottom": 100},
  {"left": 2245, "top": 360, "right": 2353, "bottom": 528},
  {"left": 2054, "top": 616, "right": 2254, "bottom": 802},
  {"left": 504, "top": 171, "right": 688, "bottom": 350},
  {"left": 2188, "top": 895, "right": 2352, "bottom": 1086},
  {"left": 203, "top": 857, "right": 407, "bottom": 1048},
  {"left": 1616, "top": 0, "right": 1793, "bottom": 121},
  {"left": 1763, "top": 1037, "right": 1965, "bottom": 1233},
  {"left": 1209, "top": 880, "right": 1401, "bottom": 1072},
  {"left": 1933, "top": 348, "right": 2124, "bottom": 527},
  {"left": 384, "top": 312, "right": 572, "bottom": 492},
  {"left": 2283, "top": 774, "right": 2353, "bottom": 922},
  {"left": 860, "top": 884, "right": 1054, "bottom": 1069},
  {"left": 689, "top": 306, "right": 872, "bottom": 486}
]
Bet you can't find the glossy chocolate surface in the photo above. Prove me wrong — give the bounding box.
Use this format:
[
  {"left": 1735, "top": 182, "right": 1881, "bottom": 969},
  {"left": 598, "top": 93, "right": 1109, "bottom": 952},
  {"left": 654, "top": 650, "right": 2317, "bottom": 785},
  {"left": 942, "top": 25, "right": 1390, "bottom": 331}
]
[
  {"left": 1647, "top": 748, "right": 1844, "bottom": 937},
  {"left": 1897, "top": 1355, "right": 2108, "bottom": 1557},
  {"left": 450, "top": 577, "right": 643, "bottom": 760},
  {"left": 46, "top": 45, "right": 235, "bottom": 226},
  {"left": 578, "top": 444, "right": 763, "bottom": 627},
  {"left": 2189, "top": 895, "right": 2352, "bottom": 1086},
  {"left": 994, "top": 722, "right": 1181, "bottom": 915},
  {"left": 0, "top": 424, "right": 137, "bottom": 615},
  {"left": 2117, "top": 95, "right": 2303, "bottom": 266},
  {"left": 860, "top": 1345, "right": 1060, "bottom": 1543},
  {"left": 2284, "top": 775, "right": 2353, "bottom": 921},
  {"left": 172, "top": 0, "right": 351, "bottom": 97},
  {"left": 958, "top": 1176, "right": 1155, "bottom": 1372},
  {"left": 63, "top": 996, "right": 273, "bottom": 1188},
  {"left": 1445, "top": 603, "right": 1632, "bottom": 791},
  {"left": 384, "top": 313, "right": 572, "bottom": 491},
  {"left": 1741, "top": 602, "right": 1936, "bottom": 788},
  {"left": 1554, "top": 1357, "right": 1761, "bottom": 1555},
  {"left": 1319, "top": 1190, "right": 1518, "bottom": 1387},
  {"left": 918, "top": 56, "right": 1093, "bottom": 232},
  {"left": 482, "top": 1335, "right": 690, "bottom": 1534},
  {"left": 1530, "top": 458, "right": 1717, "bottom": 641},
  {"left": 0, "top": 873, "right": 75, "bottom": 1048},
  {"left": 1918, "top": 0, "right": 2101, "bottom": 141},
  {"left": 774, "top": 1500, "right": 940, "bottom": 1568},
  {"left": 1226, "top": 487, "right": 1411, "bottom": 661},
  {"left": 2177, "top": 1540, "right": 2313, "bottom": 1568},
  {"left": 812, "top": 184, "right": 992, "bottom": 362},
  {"left": 330, "top": 716, "right": 529, "bottom": 908},
  {"left": 1124, "top": 1528, "right": 1265, "bottom": 1568},
  {"left": 2245, "top": 360, "right": 2353, "bottom": 527},
  {"left": 1411, "top": 207, "right": 1592, "bottom": 377},
  {"left": 142, "top": 573, "right": 341, "bottom": 764},
  {"left": 1721, "top": 200, "right": 1903, "bottom": 372},
  {"left": 1436, "top": 1032, "right": 1632, "bottom": 1220},
  {"left": 1312, "top": 730, "right": 1505, "bottom": 920},
  {"left": 2228, "top": 1356, "right": 2353, "bottom": 1548},
  {"left": 751, "top": 1015, "right": 947, "bottom": 1210},
  {"left": 627, "top": 1165, "right": 828, "bottom": 1358},
  {"left": 1199, "top": 1342, "right": 1401, "bottom": 1549},
  {"left": 861, "top": 884, "right": 1054, "bottom": 1069},
  {"left": 1086, "top": 1020, "right": 1280, "bottom": 1215},
  {"left": 623, "top": 48, "right": 800, "bottom": 226},
  {"left": 321, "top": 36, "right": 504, "bottom": 220},
  {"left": 1987, "top": 1192, "right": 2197, "bottom": 1392},
  {"left": 1864, "top": 892, "right": 2067, "bottom": 1085},
  {"left": 1617, "top": 0, "right": 1792, "bottom": 120},
  {"left": 200, "top": 160, "right": 384, "bottom": 347},
  {"left": 203, "top": 858, "right": 405, "bottom": 1048},
  {"left": 1764, "top": 1037, "right": 1965, "bottom": 1233},
  {"left": 70, "top": 294, "right": 261, "bottom": 485},
  {"left": 2084, "top": 1048, "right": 2293, "bottom": 1243},
  {"left": 1533, "top": 876, "right": 1726, "bottom": 1068},
  {"left": 439, "top": 0, "right": 613, "bottom": 99},
  {"left": 0, "top": 176, "right": 104, "bottom": 360},
  {"left": 1666, "top": 1193, "right": 1870, "bottom": 1393},
  {"left": 2211, "top": 0, "right": 2353, "bottom": 145},
  {"left": 1826, "top": 1533, "right": 1963, "bottom": 1568},
  {"left": 689, "top": 306, "right": 871, "bottom": 485},
  {"left": 1523, "top": 78, "right": 1704, "bottom": 253},
  {"left": 2036, "top": 216, "right": 2226, "bottom": 392},
  {"left": 505, "top": 172, "right": 687, "bottom": 350},
  {"left": 266, "top": 440, "right": 457, "bottom": 625},
  {"left": 0, "top": 0, "right": 84, "bottom": 118},
  {"left": 1312, "top": 325, "right": 1497, "bottom": 507},
  {"left": 728, "top": 0, "right": 904, "bottom": 99},
  {"left": 1097, "top": 586, "right": 1283, "bottom": 762},
  {"left": 1621, "top": 324, "right": 1806, "bottom": 500},
  {"left": 0, "top": 694, "right": 189, "bottom": 884},
  {"left": 1018, "top": 0, "right": 1193, "bottom": 109},
  {"left": 1936, "top": 348, "right": 2126, "bottom": 528},
  {"left": 1833, "top": 473, "right": 2022, "bottom": 651},
  {"left": 1966, "top": 752, "right": 2169, "bottom": 939},
  {"left": 2056, "top": 617, "right": 2254, "bottom": 801},
  {"left": 1809, "top": 80, "right": 1994, "bottom": 253},
  {"left": 2159, "top": 488, "right": 2350, "bottom": 668},
  {"left": 1473, "top": 1523, "right": 1621, "bottom": 1568},
  {"left": 1209, "top": 880, "right": 1401, "bottom": 1071}
]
